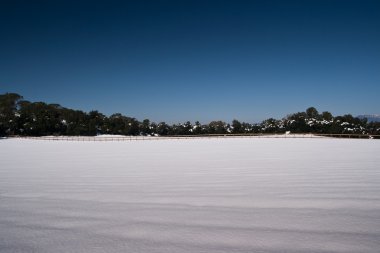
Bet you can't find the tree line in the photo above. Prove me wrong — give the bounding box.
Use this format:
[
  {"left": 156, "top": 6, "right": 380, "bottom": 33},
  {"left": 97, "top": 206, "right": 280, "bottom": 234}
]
[{"left": 1, "top": 92, "right": 379, "bottom": 137}]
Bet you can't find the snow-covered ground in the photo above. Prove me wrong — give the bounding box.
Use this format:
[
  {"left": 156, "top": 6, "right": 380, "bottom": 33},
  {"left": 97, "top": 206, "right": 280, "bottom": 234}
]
[
  {"left": 0, "top": 138, "right": 379, "bottom": 253},
  {"left": 16, "top": 133, "right": 325, "bottom": 141}
]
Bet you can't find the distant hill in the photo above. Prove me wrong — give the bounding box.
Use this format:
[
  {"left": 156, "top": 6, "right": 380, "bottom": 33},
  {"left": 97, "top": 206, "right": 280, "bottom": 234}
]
[{"left": 357, "top": 115, "right": 380, "bottom": 122}]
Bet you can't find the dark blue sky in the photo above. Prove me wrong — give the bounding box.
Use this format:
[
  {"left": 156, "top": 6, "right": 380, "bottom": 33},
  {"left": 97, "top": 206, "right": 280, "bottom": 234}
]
[{"left": 1, "top": 0, "right": 379, "bottom": 123}]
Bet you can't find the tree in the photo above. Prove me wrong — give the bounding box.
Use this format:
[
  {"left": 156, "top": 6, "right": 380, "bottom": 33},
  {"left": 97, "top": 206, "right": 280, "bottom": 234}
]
[
  {"left": 88, "top": 110, "right": 106, "bottom": 135},
  {"left": 149, "top": 122, "right": 158, "bottom": 135},
  {"left": 241, "top": 122, "right": 253, "bottom": 133},
  {"left": 0, "top": 93, "right": 23, "bottom": 136},
  {"left": 208, "top": 121, "right": 227, "bottom": 134},
  {"left": 306, "top": 107, "right": 319, "bottom": 119},
  {"left": 62, "top": 109, "right": 89, "bottom": 136},
  {"left": 321, "top": 111, "right": 333, "bottom": 121},
  {"left": 16, "top": 101, "right": 66, "bottom": 136},
  {"left": 107, "top": 114, "right": 140, "bottom": 135},
  {"left": 232, "top": 119, "right": 242, "bottom": 134},
  {"left": 126, "top": 118, "right": 140, "bottom": 135},
  {"left": 286, "top": 112, "right": 308, "bottom": 133},
  {"left": 0, "top": 92, "right": 375, "bottom": 137},
  {"left": 193, "top": 121, "right": 202, "bottom": 135},
  {"left": 172, "top": 121, "right": 193, "bottom": 135},
  {"left": 140, "top": 119, "right": 151, "bottom": 135},
  {"left": 261, "top": 118, "right": 282, "bottom": 133},
  {"left": 157, "top": 122, "right": 170, "bottom": 136}
]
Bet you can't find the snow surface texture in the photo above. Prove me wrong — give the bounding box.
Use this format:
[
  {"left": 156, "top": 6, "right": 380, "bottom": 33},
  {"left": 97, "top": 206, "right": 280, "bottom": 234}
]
[{"left": 0, "top": 138, "right": 379, "bottom": 253}]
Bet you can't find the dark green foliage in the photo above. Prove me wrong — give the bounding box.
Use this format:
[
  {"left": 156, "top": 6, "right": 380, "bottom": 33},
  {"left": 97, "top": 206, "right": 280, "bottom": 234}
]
[
  {"left": 207, "top": 121, "right": 227, "bottom": 134},
  {"left": 107, "top": 114, "right": 140, "bottom": 135},
  {"left": 88, "top": 110, "right": 106, "bottom": 135},
  {"left": 0, "top": 93, "right": 23, "bottom": 136},
  {"left": 192, "top": 121, "right": 203, "bottom": 135},
  {"left": 140, "top": 119, "right": 151, "bottom": 135},
  {"left": 306, "top": 107, "right": 319, "bottom": 119},
  {"left": 286, "top": 112, "right": 308, "bottom": 133},
  {"left": 0, "top": 92, "right": 377, "bottom": 137},
  {"left": 157, "top": 122, "right": 170, "bottom": 136},
  {"left": 18, "top": 102, "right": 65, "bottom": 136},
  {"left": 367, "top": 122, "right": 380, "bottom": 135},
  {"left": 171, "top": 121, "right": 193, "bottom": 135},
  {"left": 231, "top": 120, "right": 242, "bottom": 134},
  {"left": 261, "top": 118, "right": 284, "bottom": 133},
  {"left": 322, "top": 111, "right": 333, "bottom": 121}
]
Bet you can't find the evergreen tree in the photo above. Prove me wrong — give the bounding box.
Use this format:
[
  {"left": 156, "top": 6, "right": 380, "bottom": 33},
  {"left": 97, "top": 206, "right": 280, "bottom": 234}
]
[
  {"left": 0, "top": 93, "right": 377, "bottom": 137},
  {"left": 321, "top": 111, "right": 333, "bottom": 121},
  {"left": 157, "top": 122, "right": 170, "bottom": 136},
  {"left": 306, "top": 107, "right": 319, "bottom": 119},
  {"left": 193, "top": 121, "right": 202, "bottom": 135},
  {"left": 141, "top": 119, "right": 151, "bottom": 135},
  {"left": 231, "top": 119, "right": 242, "bottom": 134},
  {"left": 88, "top": 110, "right": 106, "bottom": 135},
  {"left": 208, "top": 121, "right": 227, "bottom": 134},
  {"left": 0, "top": 93, "right": 23, "bottom": 136}
]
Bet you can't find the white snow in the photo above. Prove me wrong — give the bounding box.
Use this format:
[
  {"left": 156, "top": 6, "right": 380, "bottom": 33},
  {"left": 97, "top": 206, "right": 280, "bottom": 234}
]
[
  {"left": 95, "top": 134, "right": 127, "bottom": 138},
  {"left": 0, "top": 138, "right": 380, "bottom": 253}
]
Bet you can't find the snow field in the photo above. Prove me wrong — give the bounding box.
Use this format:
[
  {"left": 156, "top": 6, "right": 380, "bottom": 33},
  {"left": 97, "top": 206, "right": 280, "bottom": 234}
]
[{"left": 0, "top": 138, "right": 379, "bottom": 253}]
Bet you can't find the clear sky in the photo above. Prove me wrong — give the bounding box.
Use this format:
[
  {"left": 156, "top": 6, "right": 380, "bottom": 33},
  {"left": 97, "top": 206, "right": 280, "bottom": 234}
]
[{"left": 1, "top": 0, "right": 379, "bottom": 123}]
